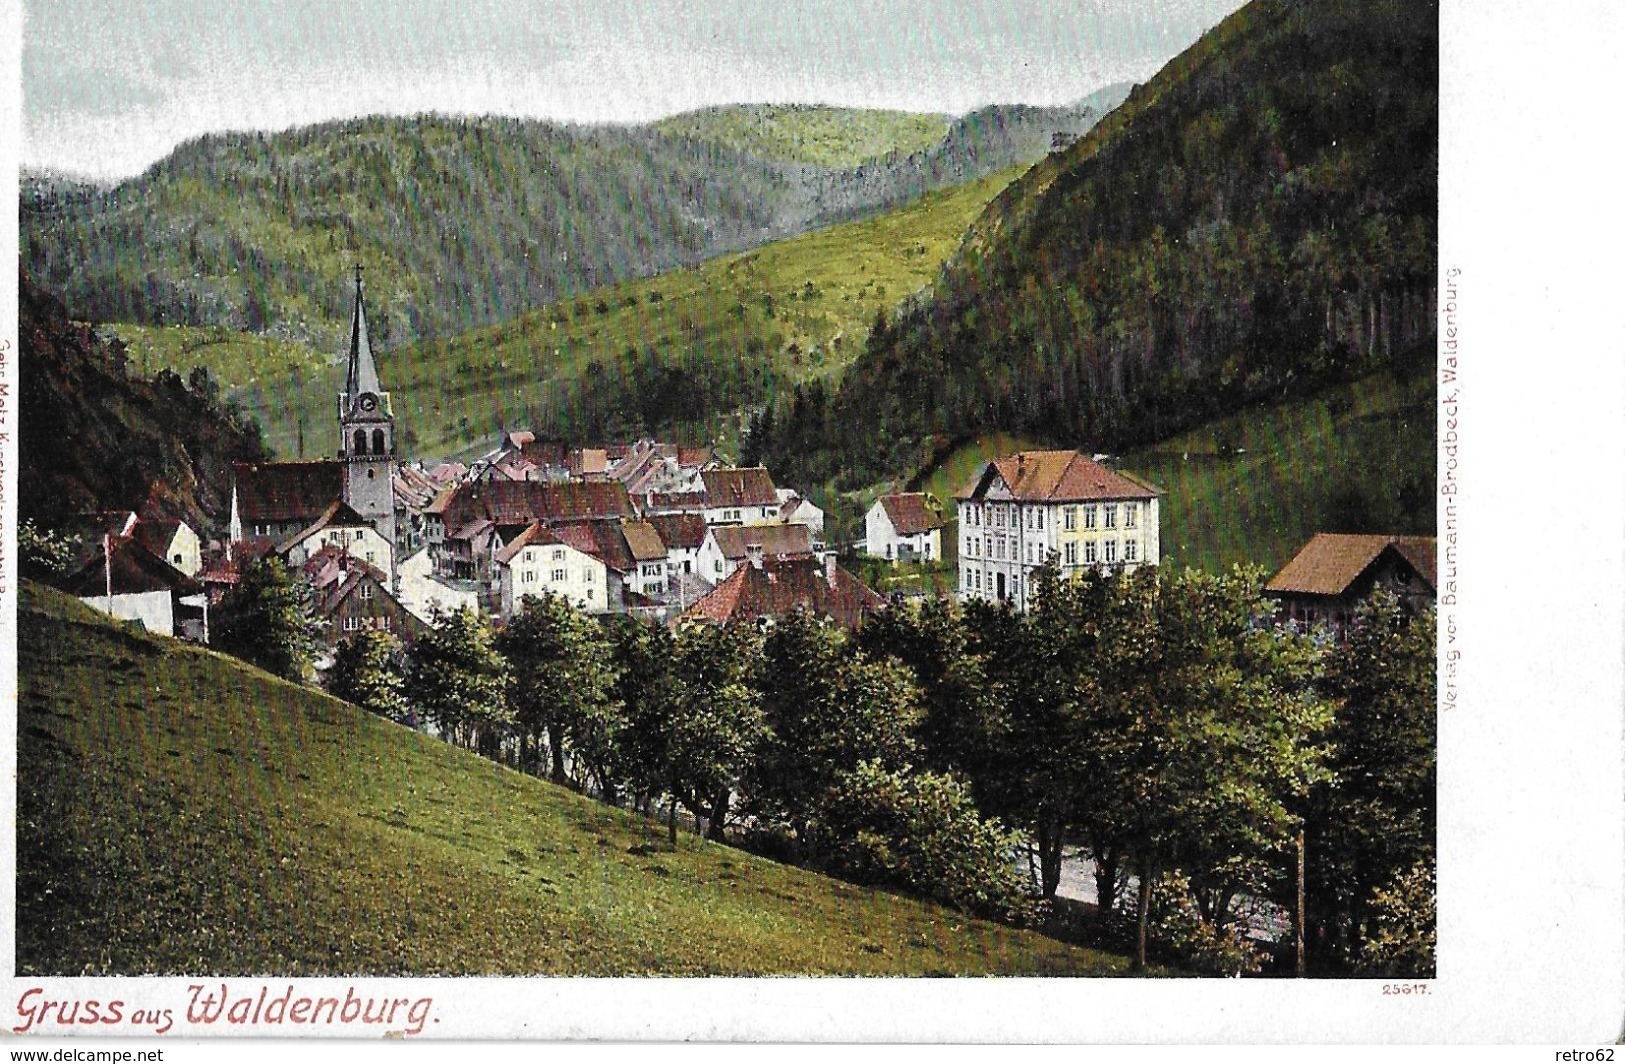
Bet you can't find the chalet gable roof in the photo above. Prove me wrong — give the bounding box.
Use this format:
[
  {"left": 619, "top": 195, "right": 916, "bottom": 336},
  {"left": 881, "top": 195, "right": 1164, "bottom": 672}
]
[{"left": 1265, "top": 533, "right": 1438, "bottom": 598}]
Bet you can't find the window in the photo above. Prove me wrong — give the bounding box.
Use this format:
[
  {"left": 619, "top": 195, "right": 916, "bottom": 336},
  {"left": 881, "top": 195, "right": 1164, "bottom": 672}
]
[
  {"left": 1104, "top": 505, "right": 1118, "bottom": 529},
  {"left": 1065, "top": 542, "right": 1078, "bottom": 565},
  {"left": 1036, "top": 509, "right": 1044, "bottom": 530},
  {"left": 359, "top": 583, "right": 374, "bottom": 601},
  {"left": 522, "top": 570, "right": 537, "bottom": 584},
  {"left": 355, "top": 530, "right": 364, "bottom": 542},
  {"left": 1026, "top": 543, "right": 1035, "bottom": 564},
  {"left": 1083, "top": 506, "right": 1097, "bottom": 530},
  {"left": 552, "top": 569, "right": 567, "bottom": 582},
  {"left": 584, "top": 569, "right": 594, "bottom": 584},
  {"left": 343, "top": 616, "right": 361, "bottom": 632},
  {"left": 552, "top": 549, "right": 566, "bottom": 562},
  {"left": 1084, "top": 540, "right": 1097, "bottom": 564},
  {"left": 1125, "top": 504, "right": 1139, "bottom": 529},
  {"left": 1104, "top": 539, "right": 1118, "bottom": 564},
  {"left": 1125, "top": 539, "right": 1139, "bottom": 562},
  {"left": 1064, "top": 508, "right": 1077, "bottom": 532},
  {"left": 174, "top": 553, "right": 183, "bottom": 565}
]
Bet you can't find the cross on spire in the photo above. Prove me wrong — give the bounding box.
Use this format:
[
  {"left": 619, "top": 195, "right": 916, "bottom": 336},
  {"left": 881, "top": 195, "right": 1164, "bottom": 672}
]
[{"left": 345, "top": 265, "right": 382, "bottom": 399}]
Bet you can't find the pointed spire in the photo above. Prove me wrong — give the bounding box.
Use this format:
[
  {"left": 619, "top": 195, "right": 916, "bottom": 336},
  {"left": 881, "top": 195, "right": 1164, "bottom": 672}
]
[{"left": 345, "top": 264, "right": 382, "bottom": 399}]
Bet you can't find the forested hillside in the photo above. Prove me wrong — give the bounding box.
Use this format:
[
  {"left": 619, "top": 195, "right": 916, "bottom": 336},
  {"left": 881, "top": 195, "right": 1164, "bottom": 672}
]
[
  {"left": 22, "top": 97, "right": 1120, "bottom": 354},
  {"left": 764, "top": 0, "right": 1437, "bottom": 491},
  {"left": 17, "top": 271, "right": 268, "bottom": 532}
]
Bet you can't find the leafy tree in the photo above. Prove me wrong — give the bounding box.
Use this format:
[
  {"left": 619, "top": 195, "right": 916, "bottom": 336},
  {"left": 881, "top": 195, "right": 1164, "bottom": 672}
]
[
  {"left": 18, "top": 520, "right": 77, "bottom": 580},
  {"left": 748, "top": 611, "right": 921, "bottom": 845},
  {"left": 327, "top": 629, "right": 409, "bottom": 723},
  {"left": 497, "top": 593, "right": 622, "bottom": 796},
  {"left": 1100, "top": 567, "right": 1333, "bottom": 970},
  {"left": 406, "top": 606, "right": 512, "bottom": 755},
  {"left": 660, "top": 622, "right": 766, "bottom": 846},
  {"left": 1307, "top": 590, "right": 1436, "bottom": 971},
  {"left": 212, "top": 555, "right": 321, "bottom": 683},
  {"left": 809, "top": 760, "right": 1037, "bottom": 924},
  {"left": 1354, "top": 858, "right": 1436, "bottom": 978}
]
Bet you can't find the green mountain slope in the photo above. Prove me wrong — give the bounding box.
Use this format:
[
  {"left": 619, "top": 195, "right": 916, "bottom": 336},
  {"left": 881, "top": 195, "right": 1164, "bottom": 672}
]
[
  {"left": 766, "top": 0, "right": 1437, "bottom": 493},
  {"left": 18, "top": 272, "right": 268, "bottom": 531},
  {"left": 24, "top": 100, "right": 1116, "bottom": 354},
  {"left": 105, "top": 168, "right": 1025, "bottom": 461},
  {"left": 653, "top": 104, "right": 951, "bottom": 166},
  {"left": 16, "top": 582, "right": 1123, "bottom": 976}
]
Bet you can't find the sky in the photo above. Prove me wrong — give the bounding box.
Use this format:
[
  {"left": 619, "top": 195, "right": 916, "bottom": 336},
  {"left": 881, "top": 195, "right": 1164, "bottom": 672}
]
[{"left": 20, "top": 0, "right": 1246, "bottom": 181}]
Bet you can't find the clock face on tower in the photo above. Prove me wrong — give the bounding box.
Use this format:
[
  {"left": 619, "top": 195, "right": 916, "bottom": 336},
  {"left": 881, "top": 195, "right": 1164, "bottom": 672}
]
[{"left": 359, "top": 394, "right": 377, "bottom": 413}]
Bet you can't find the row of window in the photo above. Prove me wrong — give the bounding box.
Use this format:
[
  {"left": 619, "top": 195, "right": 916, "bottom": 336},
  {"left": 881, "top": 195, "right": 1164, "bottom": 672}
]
[
  {"left": 519, "top": 567, "right": 595, "bottom": 585},
  {"left": 962, "top": 501, "right": 1140, "bottom": 531},
  {"left": 962, "top": 534, "right": 1143, "bottom": 564},
  {"left": 341, "top": 615, "right": 393, "bottom": 633}
]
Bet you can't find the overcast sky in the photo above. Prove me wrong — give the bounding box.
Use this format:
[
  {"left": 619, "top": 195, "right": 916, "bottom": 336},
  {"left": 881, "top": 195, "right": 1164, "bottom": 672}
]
[{"left": 21, "top": 0, "right": 1246, "bottom": 181}]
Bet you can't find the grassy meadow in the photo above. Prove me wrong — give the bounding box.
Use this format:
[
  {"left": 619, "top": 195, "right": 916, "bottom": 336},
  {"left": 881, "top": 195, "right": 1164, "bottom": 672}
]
[{"left": 15, "top": 582, "right": 1131, "bottom": 977}]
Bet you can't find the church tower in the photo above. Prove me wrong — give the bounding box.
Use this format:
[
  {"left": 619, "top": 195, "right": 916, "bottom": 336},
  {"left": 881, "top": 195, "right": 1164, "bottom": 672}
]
[{"left": 338, "top": 266, "right": 397, "bottom": 545}]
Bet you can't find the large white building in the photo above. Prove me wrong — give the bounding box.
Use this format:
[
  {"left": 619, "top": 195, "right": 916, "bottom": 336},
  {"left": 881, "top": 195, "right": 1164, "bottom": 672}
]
[{"left": 956, "top": 450, "right": 1160, "bottom": 611}]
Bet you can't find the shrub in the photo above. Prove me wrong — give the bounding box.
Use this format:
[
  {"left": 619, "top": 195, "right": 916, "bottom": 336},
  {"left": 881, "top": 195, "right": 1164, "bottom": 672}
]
[{"left": 808, "top": 761, "right": 1038, "bottom": 924}]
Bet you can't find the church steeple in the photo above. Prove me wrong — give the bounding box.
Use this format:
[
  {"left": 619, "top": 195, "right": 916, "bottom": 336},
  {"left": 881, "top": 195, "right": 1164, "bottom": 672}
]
[
  {"left": 345, "top": 264, "right": 383, "bottom": 401},
  {"left": 336, "top": 265, "right": 397, "bottom": 546}
]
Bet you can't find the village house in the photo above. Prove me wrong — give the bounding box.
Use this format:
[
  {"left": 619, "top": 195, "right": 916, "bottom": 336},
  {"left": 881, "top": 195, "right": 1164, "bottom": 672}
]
[
  {"left": 304, "top": 547, "right": 426, "bottom": 652},
  {"left": 956, "top": 450, "right": 1161, "bottom": 611},
  {"left": 644, "top": 511, "right": 708, "bottom": 579},
  {"left": 433, "top": 479, "right": 635, "bottom": 579},
  {"left": 620, "top": 519, "right": 671, "bottom": 599},
  {"left": 682, "top": 551, "right": 885, "bottom": 630},
  {"left": 493, "top": 523, "right": 610, "bottom": 615},
  {"left": 777, "top": 489, "right": 826, "bottom": 542},
  {"left": 865, "top": 492, "right": 944, "bottom": 563},
  {"left": 1264, "top": 533, "right": 1437, "bottom": 631},
  {"left": 697, "top": 522, "right": 816, "bottom": 584},
  {"left": 134, "top": 515, "right": 203, "bottom": 578},
  {"left": 60, "top": 529, "right": 205, "bottom": 639},
  {"left": 699, "top": 467, "right": 781, "bottom": 526},
  {"left": 277, "top": 499, "right": 396, "bottom": 586}
]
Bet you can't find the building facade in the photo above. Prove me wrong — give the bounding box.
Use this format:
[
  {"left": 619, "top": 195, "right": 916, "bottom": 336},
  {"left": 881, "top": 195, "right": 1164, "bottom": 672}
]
[{"left": 956, "top": 450, "right": 1160, "bottom": 611}]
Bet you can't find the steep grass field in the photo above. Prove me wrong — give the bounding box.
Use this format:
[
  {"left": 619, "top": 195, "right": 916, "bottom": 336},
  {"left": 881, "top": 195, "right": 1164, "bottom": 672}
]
[
  {"left": 15, "top": 582, "right": 1129, "bottom": 977},
  {"left": 107, "top": 168, "right": 1023, "bottom": 462},
  {"left": 903, "top": 371, "right": 1434, "bottom": 577}
]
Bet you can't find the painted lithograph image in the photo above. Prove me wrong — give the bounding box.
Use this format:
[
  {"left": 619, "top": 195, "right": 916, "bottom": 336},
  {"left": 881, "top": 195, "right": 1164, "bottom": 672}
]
[{"left": 16, "top": 0, "right": 1437, "bottom": 982}]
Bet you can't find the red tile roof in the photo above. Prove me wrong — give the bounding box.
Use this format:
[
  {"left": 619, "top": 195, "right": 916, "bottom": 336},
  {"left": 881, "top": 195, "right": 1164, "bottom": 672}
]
[
  {"left": 701, "top": 467, "right": 779, "bottom": 508},
  {"left": 645, "top": 512, "right": 708, "bottom": 551},
  {"left": 878, "top": 493, "right": 943, "bottom": 535},
  {"left": 681, "top": 556, "right": 885, "bottom": 629},
  {"left": 956, "top": 450, "right": 1158, "bottom": 503},
  {"left": 233, "top": 460, "right": 345, "bottom": 524},
  {"left": 440, "top": 480, "right": 634, "bottom": 529},
  {"left": 709, "top": 523, "right": 815, "bottom": 561},
  {"left": 642, "top": 491, "right": 708, "bottom": 514},
  {"left": 1265, "top": 534, "right": 1438, "bottom": 597}
]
